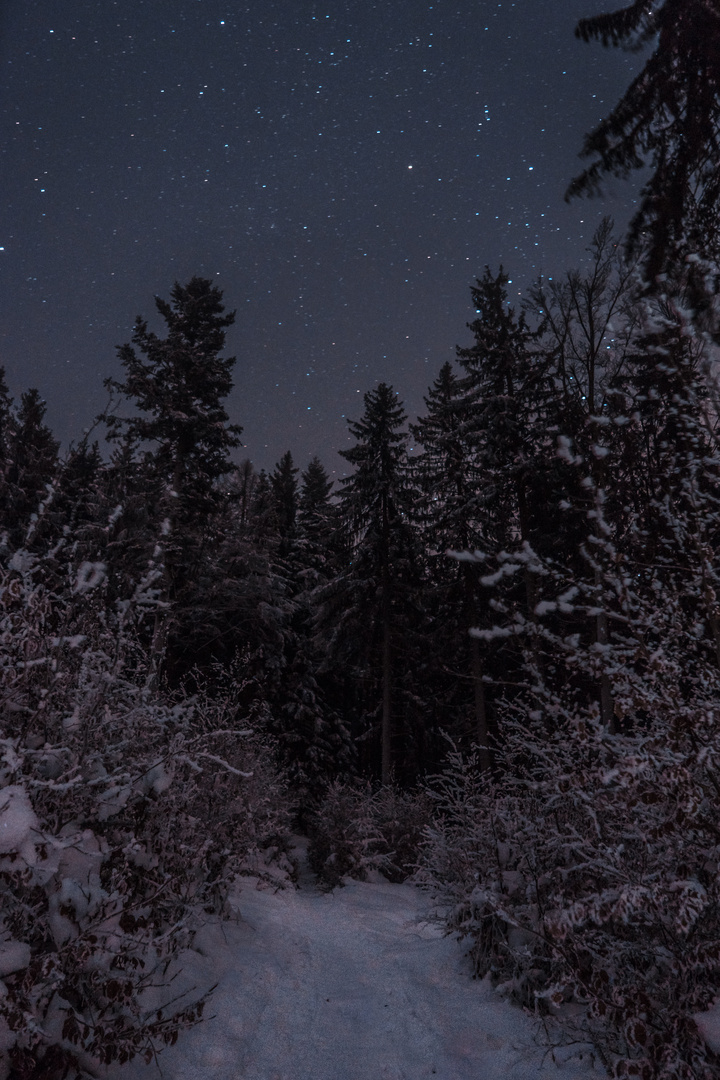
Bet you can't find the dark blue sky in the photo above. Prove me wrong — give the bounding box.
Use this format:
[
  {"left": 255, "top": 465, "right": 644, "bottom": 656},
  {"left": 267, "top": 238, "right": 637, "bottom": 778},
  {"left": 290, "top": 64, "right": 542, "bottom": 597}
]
[{"left": 1, "top": 0, "right": 641, "bottom": 474}]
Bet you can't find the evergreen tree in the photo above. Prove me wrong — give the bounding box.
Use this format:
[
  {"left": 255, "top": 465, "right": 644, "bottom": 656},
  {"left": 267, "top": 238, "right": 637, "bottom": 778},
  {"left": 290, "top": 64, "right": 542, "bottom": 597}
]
[
  {"left": 567, "top": 0, "right": 720, "bottom": 312},
  {"left": 105, "top": 276, "right": 241, "bottom": 521},
  {"left": 411, "top": 361, "right": 492, "bottom": 770},
  {"left": 254, "top": 455, "right": 354, "bottom": 799},
  {"left": 34, "top": 438, "right": 108, "bottom": 570},
  {"left": 232, "top": 458, "right": 256, "bottom": 528},
  {"left": 270, "top": 450, "right": 299, "bottom": 547},
  {"left": 246, "top": 469, "right": 275, "bottom": 543},
  {"left": 298, "top": 456, "right": 337, "bottom": 580},
  {"left": 322, "top": 384, "right": 421, "bottom": 784},
  {"left": 450, "top": 269, "right": 557, "bottom": 738},
  {"left": 5, "top": 389, "right": 59, "bottom": 548},
  {"left": 53, "top": 440, "right": 104, "bottom": 530},
  {"left": 0, "top": 368, "right": 15, "bottom": 509},
  {"left": 299, "top": 456, "right": 333, "bottom": 529},
  {"left": 200, "top": 454, "right": 353, "bottom": 797},
  {"left": 411, "top": 362, "right": 479, "bottom": 555},
  {"left": 620, "top": 300, "right": 720, "bottom": 663},
  {"left": 455, "top": 267, "right": 543, "bottom": 555},
  {"left": 103, "top": 277, "right": 242, "bottom": 681}
]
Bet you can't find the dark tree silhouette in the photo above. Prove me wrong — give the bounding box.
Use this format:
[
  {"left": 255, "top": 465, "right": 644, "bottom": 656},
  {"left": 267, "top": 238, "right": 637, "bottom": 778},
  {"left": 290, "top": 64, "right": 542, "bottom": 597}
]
[
  {"left": 411, "top": 361, "right": 492, "bottom": 770},
  {"left": 103, "top": 277, "right": 242, "bottom": 682},
  {"left": 567, "top": 0, "right": 720, "bottom": 311},
  {"left": 270, "top": 450, "right": 300, "bottom": 545},
  {"left": 5, "top": 389, "right": 59, "bottom": 547},
  {"left": 328, "top": 384, "right": 419, "bottom": 783},
  {"left": 105, "top": 277, "right": 241, "bottom": 513}
]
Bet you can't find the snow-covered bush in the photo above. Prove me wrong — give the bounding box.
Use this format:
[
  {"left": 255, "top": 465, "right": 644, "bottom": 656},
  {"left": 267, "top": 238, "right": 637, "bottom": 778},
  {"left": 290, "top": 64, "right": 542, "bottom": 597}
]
[
  {"left": 0, "top": 778, "right": 212, "bottom": 1078},
  {"left": 418, "top": 525, "right": 720, "bottom": 1076},
  {"left": 0, "top": 546, "right": 292, "bottom": 1077},
  {"left": 418, "top": 712, "right": 720, "bottom": 1078},
  {"left": 308, "top": 779, "right": 432, "bottom": 888}
]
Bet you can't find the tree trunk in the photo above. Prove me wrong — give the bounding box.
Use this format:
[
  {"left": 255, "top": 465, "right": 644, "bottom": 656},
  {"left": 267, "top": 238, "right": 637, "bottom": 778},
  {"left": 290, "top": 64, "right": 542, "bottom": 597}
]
[
  {"left": 381, "top": 614, "right": 392, "bottom": 785},
  {"left": 595, "top": 566, "right": 615, "bottom": 732},
  {"left": 148, "top": 479, "right": 178, "bottom": 692},
  {"left": 148, "top": 611, "right": 168, "bottom": 691},
  {"left": 380, "top": 493, "right": 393, "bottom": 785},
  {"left": 517, "top": 471, "right": 544, "bottom": 679},
  {"left": 463, "top": 563, "right": 491, "bottom": 772},
  {"left": 470, "top": 634, "right": 492, "bottom": 773}
]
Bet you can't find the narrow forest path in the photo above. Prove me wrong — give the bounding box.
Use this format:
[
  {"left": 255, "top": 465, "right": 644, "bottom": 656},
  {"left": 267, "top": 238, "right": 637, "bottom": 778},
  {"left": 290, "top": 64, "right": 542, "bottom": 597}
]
[{"left": 113, "top": 839, "right": 605, "bottom": 1080}]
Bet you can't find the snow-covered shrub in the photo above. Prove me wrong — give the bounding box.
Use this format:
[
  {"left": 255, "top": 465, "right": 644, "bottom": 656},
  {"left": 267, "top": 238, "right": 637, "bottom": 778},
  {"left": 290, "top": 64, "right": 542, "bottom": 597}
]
[
  {"left": 373, "top": 784, "right": 434, "bottom": 883},
  {"left": 0, "top": 547, "right": 292, "bottom": 1077},
  {"left": 418, "top": 713, "right": 720, "bottom": 1078},
  {"left": 307, "top": 780, "right": 387, "bottom": 888},
  {"left": 0, "top": 780, "right": 211, "bottom": 1078},
  {"left": 418, "top": 524, "right": 720, "bottom": 1078},
  {"left": 308, "top": 779, "right": 431, "bottom": 888}
]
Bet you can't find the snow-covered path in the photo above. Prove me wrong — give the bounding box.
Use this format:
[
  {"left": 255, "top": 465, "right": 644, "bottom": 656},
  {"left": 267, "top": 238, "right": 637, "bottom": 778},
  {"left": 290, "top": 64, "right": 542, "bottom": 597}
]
[{"left": 113, "top": 840, "right": 604, "bottom": 1080}]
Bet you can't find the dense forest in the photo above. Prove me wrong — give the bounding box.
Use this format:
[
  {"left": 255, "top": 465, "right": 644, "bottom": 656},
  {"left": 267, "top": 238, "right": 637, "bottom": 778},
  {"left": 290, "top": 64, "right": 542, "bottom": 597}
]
[{"left": 4, "top": 0, "right": 720, "bottom": 1077}]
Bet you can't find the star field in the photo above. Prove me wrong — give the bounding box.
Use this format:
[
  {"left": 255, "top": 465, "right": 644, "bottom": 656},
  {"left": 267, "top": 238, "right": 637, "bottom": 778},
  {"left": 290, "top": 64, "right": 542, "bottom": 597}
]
[{"left": 0, "top": 0, "right": 642, "bottom": 472}]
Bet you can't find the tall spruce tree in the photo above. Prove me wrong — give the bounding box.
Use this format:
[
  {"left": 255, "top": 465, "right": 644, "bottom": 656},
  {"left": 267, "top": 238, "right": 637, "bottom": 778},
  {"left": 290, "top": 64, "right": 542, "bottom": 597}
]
[
  {"left": 297, "top": 456, "right": 337, "bottom": 580},
  {"left": 453, "top": 265, "right": 555, "bottom": 688},
  {"left": 455, "top": 268, "right": 543, "bottom": 554},
  {"left": 270, "top": 450, "right": 300, "bottom": 548},
  {"left": 39, "top": 439, "right": 106, "bottom": 562},
  {"left": 299, "top": 456, "right": 333, "bottom": 529},
  {"left": 322, "top": 383, "right": 420, "bottom": 783},
  {"left": 105, "top": 277, "right": 241, "bottom": 518},
  {"left": 103, "top": 277, "right": 242, "bottom": 682},
  {"left": 411, "top": 361, "right": 492, "bottom": 770}
]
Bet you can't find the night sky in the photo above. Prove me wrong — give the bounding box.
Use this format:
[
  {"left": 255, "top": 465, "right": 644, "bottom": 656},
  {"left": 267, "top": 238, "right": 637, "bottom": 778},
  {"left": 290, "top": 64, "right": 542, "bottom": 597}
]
[{"left": 1, "top": 0, "right": 642, "bottom": 475}]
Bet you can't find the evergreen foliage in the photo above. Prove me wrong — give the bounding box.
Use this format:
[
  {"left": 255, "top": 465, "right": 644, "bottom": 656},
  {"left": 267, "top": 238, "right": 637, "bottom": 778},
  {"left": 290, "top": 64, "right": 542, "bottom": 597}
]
[
  {"left": 102, "top": 277, "right": 242, "bottom": 683},
  {"left": 298, "top": 455, "right": 336, "bottom": 570},
  {"left": 410, "top": 360, "right": 493, "bottom": 769},
  {"left": 4, "top": 389, "right": 60, "bottom": 549},
  {"left": 323, "top": 384, "right": 423, "bottom": 783},
  {"left": 299, "top": 456, "right": 333, "bottom": 521},
  {"left": 568, "top": 0, "right": 720, "bottom": 319},
  {"left": 307, "top": 779, "right": 432, "bottom": 889},
  {"left": 104, "top": 277, "right": 241, "bottom": 505},
  {"left": 270, "top": 450, "right": 300, "bottom": 546}
]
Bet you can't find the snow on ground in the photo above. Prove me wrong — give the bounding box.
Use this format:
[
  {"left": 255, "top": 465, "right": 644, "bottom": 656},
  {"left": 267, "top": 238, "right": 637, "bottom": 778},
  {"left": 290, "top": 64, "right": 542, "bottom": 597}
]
[{"left": 113, "top": 839, "right": 606, "bottom": 1080}]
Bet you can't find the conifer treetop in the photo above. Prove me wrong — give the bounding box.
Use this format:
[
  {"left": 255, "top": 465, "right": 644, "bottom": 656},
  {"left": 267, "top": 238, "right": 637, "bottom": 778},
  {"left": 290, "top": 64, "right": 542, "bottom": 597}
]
[
  {"left": 339, "top": 383, "right": 409, "bottom": 521},
  {"left": 104, "top": 277, "right": 242, "bottom": 488}
]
